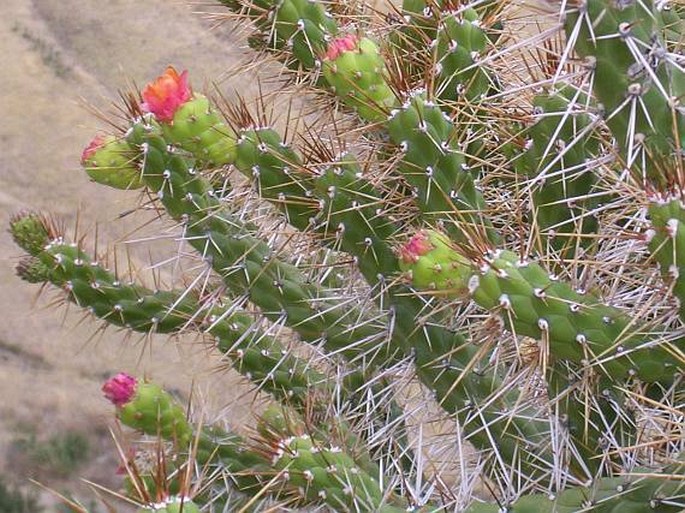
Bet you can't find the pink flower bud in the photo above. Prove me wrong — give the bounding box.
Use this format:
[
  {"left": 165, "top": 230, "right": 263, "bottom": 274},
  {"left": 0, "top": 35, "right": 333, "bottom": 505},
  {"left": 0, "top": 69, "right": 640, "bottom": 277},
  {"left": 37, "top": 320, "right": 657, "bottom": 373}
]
[
  {"left": 141, "top": 66, "right": 192, "bottom": 123},
  {"left": 102, "top": 372, "right": 138, "bottom": 407},
  {"left": 81, "top": 134, "right": 107, "bottom": 165},
  {"left": 399, "top": 231, "right": 434, "bottom": 264},
  {"left": 324, "top": 34, "right": 359, "bottom": 61}
]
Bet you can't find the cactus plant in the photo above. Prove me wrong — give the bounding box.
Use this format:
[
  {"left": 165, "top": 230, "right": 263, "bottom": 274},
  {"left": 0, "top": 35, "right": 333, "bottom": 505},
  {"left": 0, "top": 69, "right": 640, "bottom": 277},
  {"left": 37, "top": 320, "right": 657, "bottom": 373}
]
[{"left": 10, "top": 0, "right": 685, "bottom": 511}]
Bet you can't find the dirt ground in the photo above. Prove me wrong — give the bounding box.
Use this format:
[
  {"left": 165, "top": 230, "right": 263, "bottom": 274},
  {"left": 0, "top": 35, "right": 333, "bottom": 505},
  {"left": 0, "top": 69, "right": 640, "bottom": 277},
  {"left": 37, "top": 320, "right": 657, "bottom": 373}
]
[{"left": 1, "top": 0, "right": 269, "bottom": 509}]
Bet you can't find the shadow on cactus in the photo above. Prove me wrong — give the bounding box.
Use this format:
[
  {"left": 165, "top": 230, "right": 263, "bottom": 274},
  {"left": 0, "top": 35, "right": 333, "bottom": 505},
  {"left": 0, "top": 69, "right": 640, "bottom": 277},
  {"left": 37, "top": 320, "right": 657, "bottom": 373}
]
[{"left": 10, "top": 0, "right": 685, "bottom": 511}]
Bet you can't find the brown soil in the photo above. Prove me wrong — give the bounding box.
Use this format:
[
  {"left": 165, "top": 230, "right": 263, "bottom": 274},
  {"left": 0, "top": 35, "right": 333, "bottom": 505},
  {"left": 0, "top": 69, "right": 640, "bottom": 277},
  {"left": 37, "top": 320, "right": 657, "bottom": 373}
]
[{"left": 1, "top": 0, "right": 265, "bottom": 509}]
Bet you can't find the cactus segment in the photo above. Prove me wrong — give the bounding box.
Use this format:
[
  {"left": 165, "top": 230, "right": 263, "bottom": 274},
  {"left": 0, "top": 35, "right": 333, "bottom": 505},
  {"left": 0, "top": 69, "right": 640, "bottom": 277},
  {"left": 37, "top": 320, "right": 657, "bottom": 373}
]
[
  {"left": 386, "top": 92, "right": 492, "bottom": 242},
  {"left": 267, "top": 433, "right": 406, "bottom": 512},
  {"left": 233, "top": 127, "right": 315, "bottom": 224},
  {"left": 229, "top": 126, "right": 402, "bottom": 279},
  {"left": 434, "top": 8, "right": 491, "bottom": 103},
  {"left": 661, "top": 4, "right": 685, "bottom": 52},
  {"left": 10, "top": 211, "right": 55, "bottom": 257},
  {"left": 104, "top": 376, "right": 194, "bottom": 446},
  {"left": 562, "top": 0, "right": 685, "bottom": 184},
  {"left": 128, "top": 122, "right": 387, "bottom": 365},
  {"left": 312, "top": 155, "right": 400, "bottom": 278},
  {"left": 218, "top": 0, "right": 338, "bottom": 69},
  {"left": 106, "top": 376, "right": 270, "bottom": 492},
  {"left": 322, "top": 35, "right": 396, "bottom": 122},
  {"left": 402, "top": 232, "right": 684, "bottom": 383},
  {"left": 465, "top": 465, "right": 685, "bottom": 513},
  {"left": 514, "top": 88, "right": 600, "bottom": 253},
  {"left": 140, "top": 68, "right": 237, "bottom": 166},
  {"left": 81, "top": 134, "right": 144, "bottom": 189},
  {"left": 230, "top": 122, "right": 402, "bottom": 280},
  {"left": 647, "top": 196, "right": 685, "bottom": 322},
  {"left": 11, "top": 217, "right": 324, "bottom": 405},
  {"left": 399, "top": 230, "right": 471, "bottom": 293},
  {"left": 160, "top": 95, "right": 237, "bottom": 166},
  {"left": 257, "top": 403, "right": 381, "bottom": 480}
]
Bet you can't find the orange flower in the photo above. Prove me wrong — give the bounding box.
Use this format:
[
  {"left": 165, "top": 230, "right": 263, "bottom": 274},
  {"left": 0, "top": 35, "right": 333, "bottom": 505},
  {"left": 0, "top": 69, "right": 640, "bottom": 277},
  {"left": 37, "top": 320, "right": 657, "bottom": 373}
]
[{"left": 141, "top": 66, "right": 192, "bottom": 122}]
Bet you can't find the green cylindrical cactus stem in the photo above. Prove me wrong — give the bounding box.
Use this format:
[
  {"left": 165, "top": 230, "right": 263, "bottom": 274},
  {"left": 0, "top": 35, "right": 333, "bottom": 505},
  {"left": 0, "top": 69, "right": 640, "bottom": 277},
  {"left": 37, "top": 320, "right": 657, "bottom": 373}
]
[
  {"left": 128, "top": 121, "right": 388, "bottom": 367},
  {"left": 81, "top": 133, "right": 144, "bottom": 190},
  {"left": 227, "top": 120, "right": 402, "bottom": 281},
  {"left": 387, "top": 92, "right": 494, "bottom": 243},
  {"left": 216, "top": 0, "right": 338, "bottom": 70},
  {"left": 562, "top": 0, "right": 685, "bottom": 185},
  {"left": 320, "top": 37, "right": 495, "bottom": 243},
  {"left": 233, "top": 126, "right": 316, "bottom": 225},
  {"left": 217, "top": 120, "right": 402, "bottom": 282},
  {"left": 547, "top": 367, "right": 637, "bottom": 477},
  {"left": 661, "top": 4, "right": 685, "bottom": 51},
  {"left": 322, "top": 35, "right": 396, "bottom": 123},
  {"left": 103, "top": 374, "right": 193, "bottom": 446},
  {"left": 312, "top": 154, "right": 400, "bottom": 278},
  {"left": 647, "top": 195, "right": 685, "bottom": 322},
  {"left": 10, "top": 211, "right": 55, "bottom": 257},
  {"left": 257, "top": 403, "right": 381, "bottom": 480},
  {"left": 465, "top": 462, "right": 685, "bottom": 513},
  {"left": 264, "top": 433, "right": 408, "bottom": 512},
  {"left": 10, "top": 213, "right": 326, "bottom": 405},
  {"left": 514, "top": 87, "right": 600, "bottom": 255},
  {"left": 434, "top": 8, "right": 492, "bottom": 103},
  {"left": 104, "top": 375, "right": 269, "bottom": 492},
  {"left": 401, "top": 230, "right": 684, "bottom": 383}
]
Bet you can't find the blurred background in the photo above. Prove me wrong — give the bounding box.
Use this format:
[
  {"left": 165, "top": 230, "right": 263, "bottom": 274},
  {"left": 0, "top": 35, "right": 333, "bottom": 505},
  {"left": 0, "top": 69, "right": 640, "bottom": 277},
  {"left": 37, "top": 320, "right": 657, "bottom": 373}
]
[{"left": 1, "top": 0, "right": 267, "bottom": 509}]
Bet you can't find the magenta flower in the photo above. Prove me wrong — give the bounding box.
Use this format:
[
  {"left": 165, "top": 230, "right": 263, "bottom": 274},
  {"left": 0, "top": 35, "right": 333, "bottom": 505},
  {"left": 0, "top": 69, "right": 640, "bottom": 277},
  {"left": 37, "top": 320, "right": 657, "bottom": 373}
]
[
  {"left": 399, "top": 231, "right": 434, "bottom": 265},
  {"left": 141, "top": 66, "right": 192, "bottom": 123},
  {"left": 102, "top": 372, "right": 137, "bottom": 407},
  {"left": 324, "top": 34, "right": 359, "bottom": 61}
]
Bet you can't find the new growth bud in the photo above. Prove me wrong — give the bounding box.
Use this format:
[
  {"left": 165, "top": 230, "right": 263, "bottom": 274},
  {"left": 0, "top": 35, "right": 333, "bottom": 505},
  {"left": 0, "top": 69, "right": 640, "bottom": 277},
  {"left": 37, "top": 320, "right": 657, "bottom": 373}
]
[
  {"left": 399, "top": 230, "right": 472, "bottom": 296},
  {"left": 81, "top": 134, "right": 143, "bottom": 189},
  {"left": 103, "top": 375, "right": 193, "bottom": 446},
  {"left": 324, "top": 34, "right": 359, "bottom": 61},
  {"left": 9, "top": 211, "right": 55, "bottom": 256},
  {"left": 102, "top": 372, "right": 138, "bottom": 407}
]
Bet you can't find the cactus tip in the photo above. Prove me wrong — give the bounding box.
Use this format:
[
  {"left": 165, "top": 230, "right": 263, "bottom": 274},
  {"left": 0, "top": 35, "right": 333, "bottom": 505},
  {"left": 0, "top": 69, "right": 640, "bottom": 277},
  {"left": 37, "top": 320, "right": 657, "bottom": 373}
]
[
  {"left": 9, "top": 210, "right": 58, "bottom": 256},
  {"left": 324, "top": 34, "right": 359, "bottom": 61},
  {"left": 81, "top": 133, "right": 108, "bottom": 165},
  {"left": 399, "top": 230, "right": 434, "bottom": 264}
]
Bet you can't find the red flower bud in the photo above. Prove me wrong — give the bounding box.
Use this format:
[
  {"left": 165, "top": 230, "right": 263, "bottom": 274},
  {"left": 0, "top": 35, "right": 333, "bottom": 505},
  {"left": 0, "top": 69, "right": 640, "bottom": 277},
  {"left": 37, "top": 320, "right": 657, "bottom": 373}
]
[
  {"left": 399, "top": 231, "right": 434, "bottom": 265},
  {"left": 324, "top": 34, "right": 359, "bottom": 61},
  {"left": 80, "top": 134, "right": 107, "bottom": 165},
  {"left": 102, "top": 372, "right": 138, "bottom": 407}
]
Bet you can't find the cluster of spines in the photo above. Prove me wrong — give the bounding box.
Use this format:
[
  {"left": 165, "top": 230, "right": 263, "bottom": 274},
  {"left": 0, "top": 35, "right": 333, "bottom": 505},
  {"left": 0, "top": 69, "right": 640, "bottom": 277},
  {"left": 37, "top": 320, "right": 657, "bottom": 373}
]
[
  {"left": 512, "top": 87, "right": 601, "bottom": 256},
  {"left": 9, "top": 213, "right": 326, "bottom": 406},
  {"left": 9, "top": 0, "right": 685, "bottom": 511},
  {"left": 563, "top": 0, "right": 685, "bottom": 185}
]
